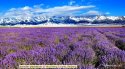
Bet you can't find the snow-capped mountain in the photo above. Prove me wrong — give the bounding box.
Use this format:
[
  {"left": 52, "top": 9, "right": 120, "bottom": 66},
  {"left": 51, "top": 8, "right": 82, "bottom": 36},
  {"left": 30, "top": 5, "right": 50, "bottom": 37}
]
[{"left": 0, "top": 15, "right": 125, "bottom": 26}]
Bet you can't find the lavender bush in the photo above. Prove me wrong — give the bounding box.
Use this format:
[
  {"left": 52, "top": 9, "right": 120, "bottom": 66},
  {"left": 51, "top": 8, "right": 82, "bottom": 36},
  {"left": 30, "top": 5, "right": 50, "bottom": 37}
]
[{"left": 0, "top": 27, "right": 125, "bottom": 69}]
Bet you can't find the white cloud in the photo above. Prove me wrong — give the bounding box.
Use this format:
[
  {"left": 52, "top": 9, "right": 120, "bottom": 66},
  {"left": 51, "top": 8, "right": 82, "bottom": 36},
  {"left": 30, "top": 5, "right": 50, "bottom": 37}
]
[
  {"left": 3, "top": 5, "right": 95, "bottom": 17},
  {"left": 105, "top": 12, "right": 110, "bottom": 15},
  {"left": 85, "top": 10, "right": 101, "bottom": 15},
  {"left": 4, "top": 6, "right": 33, "bottom": 17},
  {"left": 69, "top": 0, "right": 76, "bottom": 5},
  {"left": 85, "top": 10, "right": 110, "bottom": 15},
  {"left": 21, "top": 6, "right": 32, "bottom": 11},
  {"left": 44, "top": 5, "right": 95, "bottom": 12},
  {"left": 33, "top": 4, "right": 44, "bottom": 8}
]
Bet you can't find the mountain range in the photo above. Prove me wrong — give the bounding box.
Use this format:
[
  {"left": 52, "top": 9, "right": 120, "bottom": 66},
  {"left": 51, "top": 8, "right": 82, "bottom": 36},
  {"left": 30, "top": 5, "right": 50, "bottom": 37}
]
[{"left": 0, "top": 15, "right": 125, "bottom": 26}]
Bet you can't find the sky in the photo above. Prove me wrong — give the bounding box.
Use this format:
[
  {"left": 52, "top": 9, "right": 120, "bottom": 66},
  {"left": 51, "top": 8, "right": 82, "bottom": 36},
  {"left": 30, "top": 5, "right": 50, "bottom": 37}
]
[{"left": 0, "top": 0, "right": 125, "bottom": 17}]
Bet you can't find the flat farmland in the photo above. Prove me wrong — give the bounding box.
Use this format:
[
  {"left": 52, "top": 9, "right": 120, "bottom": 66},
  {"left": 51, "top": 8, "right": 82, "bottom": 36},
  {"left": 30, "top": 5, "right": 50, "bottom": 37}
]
[{"left": 0, "top": 27, "right": 125, "bottom": 69}]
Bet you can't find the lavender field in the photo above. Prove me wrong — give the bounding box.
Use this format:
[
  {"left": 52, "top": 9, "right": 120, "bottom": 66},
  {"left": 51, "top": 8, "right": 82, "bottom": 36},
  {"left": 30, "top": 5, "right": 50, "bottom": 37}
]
[{"left": 0, "top": 27, "right": 125, "bottom": 69}]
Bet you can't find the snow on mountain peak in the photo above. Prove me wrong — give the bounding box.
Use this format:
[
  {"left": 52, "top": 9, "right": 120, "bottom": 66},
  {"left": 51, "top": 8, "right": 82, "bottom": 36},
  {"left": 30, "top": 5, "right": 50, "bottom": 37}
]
[{"left": 0, "top": 15, "right": 125, "bottom": 25}]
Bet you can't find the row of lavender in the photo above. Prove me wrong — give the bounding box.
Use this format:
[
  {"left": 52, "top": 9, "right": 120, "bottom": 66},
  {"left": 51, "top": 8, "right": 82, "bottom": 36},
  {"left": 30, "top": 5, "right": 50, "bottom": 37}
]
[{"left": 0, "top": 27, "right": 125, "bottom": 69}]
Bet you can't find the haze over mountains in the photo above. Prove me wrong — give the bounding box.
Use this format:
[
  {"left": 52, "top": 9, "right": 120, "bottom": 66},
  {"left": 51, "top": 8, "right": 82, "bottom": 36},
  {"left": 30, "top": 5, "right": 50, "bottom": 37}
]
[{"left": 0, "top": 15, "right": 125, "bottom": 26}]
